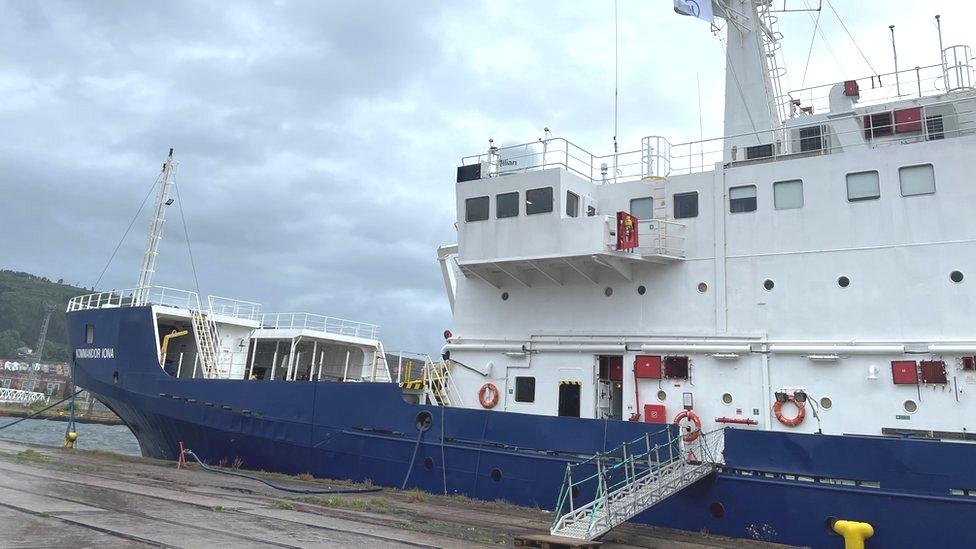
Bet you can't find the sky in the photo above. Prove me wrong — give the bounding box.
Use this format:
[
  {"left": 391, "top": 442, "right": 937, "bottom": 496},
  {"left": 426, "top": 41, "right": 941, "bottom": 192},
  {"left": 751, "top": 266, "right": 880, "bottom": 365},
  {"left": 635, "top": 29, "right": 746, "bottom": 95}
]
[{"left": 1, "top": 0, "right": 973, "bottom": 354}]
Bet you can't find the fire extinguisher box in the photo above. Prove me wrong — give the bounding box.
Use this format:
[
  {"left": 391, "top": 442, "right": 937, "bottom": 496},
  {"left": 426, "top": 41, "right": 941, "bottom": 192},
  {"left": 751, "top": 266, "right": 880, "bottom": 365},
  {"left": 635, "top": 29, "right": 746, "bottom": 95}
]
[
  {"left": 644, "top": 404, "right": 667, "bottom": 424},
  {"left": 634, "top": 355, "right": 662, "bottom": 379}
]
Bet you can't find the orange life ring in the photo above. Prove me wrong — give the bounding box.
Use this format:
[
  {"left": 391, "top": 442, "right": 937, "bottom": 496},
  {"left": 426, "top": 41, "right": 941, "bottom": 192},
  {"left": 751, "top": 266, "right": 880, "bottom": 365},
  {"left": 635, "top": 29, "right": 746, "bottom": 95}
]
[
  {"left": 773, "top": 395, "right": 806, "bottom": 427},
  {"left": 673, "top": 410, "right": 702, "bottom": 442},
  {"left": 478, "top": 383, "right": 499, "bottom": 409}
]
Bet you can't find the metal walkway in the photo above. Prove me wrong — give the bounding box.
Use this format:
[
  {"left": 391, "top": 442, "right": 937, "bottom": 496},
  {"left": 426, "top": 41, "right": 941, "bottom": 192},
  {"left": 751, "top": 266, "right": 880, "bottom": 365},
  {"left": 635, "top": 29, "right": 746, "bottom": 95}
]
[{"left": 550, "top": 427, "right": 724, "bottom": 540}]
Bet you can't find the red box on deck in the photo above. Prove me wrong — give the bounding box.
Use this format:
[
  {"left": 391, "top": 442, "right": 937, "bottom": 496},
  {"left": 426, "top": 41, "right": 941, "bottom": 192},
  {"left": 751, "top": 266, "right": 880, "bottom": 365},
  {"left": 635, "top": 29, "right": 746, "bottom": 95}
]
[
  {"left": 891, "top": 361, "right": 919, "bottom": 384},
  {"left": 616, "top": 211, "right": 639, "bottom": 251},
  {"left": 919, "top": 360, "right": 948, "bottom": 384},
  {"left": 894, "top": 107, "right": 923, "bottom": 133},
  {"left": 644, "top": 404, "right": 667, "bottom": 424},
  {"left": 634, "top": 355, "right": 662, "bottom": 379},
  {"left": 844, "top": 80, "right": 860, "bottom": 97}
]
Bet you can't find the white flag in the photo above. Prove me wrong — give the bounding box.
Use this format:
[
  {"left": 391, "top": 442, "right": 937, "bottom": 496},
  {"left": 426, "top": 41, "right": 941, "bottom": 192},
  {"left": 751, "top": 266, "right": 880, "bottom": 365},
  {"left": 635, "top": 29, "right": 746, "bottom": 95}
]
[{"left": 674, "top": 0, "right": 714, "bottom": 24}]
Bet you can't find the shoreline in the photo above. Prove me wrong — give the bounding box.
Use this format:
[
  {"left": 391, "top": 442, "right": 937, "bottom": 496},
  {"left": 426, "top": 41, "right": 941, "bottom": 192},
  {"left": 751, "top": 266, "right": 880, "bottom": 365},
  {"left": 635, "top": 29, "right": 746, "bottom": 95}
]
[{"left": 0, "top": 407, "right": 123, "bottom": 426}]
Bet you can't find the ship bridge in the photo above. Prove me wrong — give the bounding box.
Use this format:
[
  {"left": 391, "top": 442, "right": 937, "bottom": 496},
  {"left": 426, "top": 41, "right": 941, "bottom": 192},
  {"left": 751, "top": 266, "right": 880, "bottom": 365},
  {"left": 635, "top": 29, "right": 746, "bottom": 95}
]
[{"left": 454, "top": 137, "right": 686, "bottom": 288}]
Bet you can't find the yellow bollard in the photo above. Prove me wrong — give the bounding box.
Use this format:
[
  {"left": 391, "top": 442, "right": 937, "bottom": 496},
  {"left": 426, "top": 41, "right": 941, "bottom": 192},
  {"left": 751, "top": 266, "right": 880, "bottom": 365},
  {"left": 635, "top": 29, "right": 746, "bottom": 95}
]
[
  {"left": 64, "top": 431, "right": 78, "bottom": 449},
  {"left": 832, "top": 519, "right": 874, "bottom": 549}
]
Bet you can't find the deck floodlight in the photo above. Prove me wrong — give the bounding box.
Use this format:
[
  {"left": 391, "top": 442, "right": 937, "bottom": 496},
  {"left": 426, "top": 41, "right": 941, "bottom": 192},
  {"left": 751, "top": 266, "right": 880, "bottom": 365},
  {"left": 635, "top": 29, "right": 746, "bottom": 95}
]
[{"left": 774, "top": 391, "right": 788, "bottom": 403}]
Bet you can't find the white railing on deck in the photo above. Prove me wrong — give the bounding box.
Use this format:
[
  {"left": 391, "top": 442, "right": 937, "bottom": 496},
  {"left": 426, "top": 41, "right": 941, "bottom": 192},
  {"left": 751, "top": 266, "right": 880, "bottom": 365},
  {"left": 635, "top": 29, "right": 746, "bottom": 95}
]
[
  {"left": 635, "top": 220, "right": 685, "bottom": 259},
  {"left": 67, "top": 286, "right": 200, "bottom": 312},
  {"left": 208, "top": 295, "right": 262, "bottom": 320},
  {"left": 258, "top": 312, "right": 380, "bottom": 340}
]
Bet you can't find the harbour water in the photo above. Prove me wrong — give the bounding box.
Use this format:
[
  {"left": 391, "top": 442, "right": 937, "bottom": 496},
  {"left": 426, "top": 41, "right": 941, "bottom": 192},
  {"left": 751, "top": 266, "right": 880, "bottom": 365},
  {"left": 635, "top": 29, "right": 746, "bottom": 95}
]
[{"left": 0, "top": 418, "right": 140, "bottom": 456}]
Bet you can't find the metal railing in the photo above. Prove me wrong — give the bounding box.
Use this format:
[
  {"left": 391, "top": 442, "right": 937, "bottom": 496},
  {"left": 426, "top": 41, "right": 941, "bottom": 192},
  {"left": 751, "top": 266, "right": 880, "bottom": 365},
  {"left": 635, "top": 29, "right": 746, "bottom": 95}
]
[
  {"left": 208, "top": 295, "right": 262, "bottom": 320},
  {"left": 67, "top": 286, "right": 201, "bottom": 312},
  {"left": 551, "top": 427, "right": 724, "bottom": 540},
  {"left": 635, "top": 219, "right": 686, "bottom": 259},
  {"left": 258, "top": 312, "right": 380, "bottom": 340},
  {"left": 0, "top": 387, "right": 49, "bottom": 405}
]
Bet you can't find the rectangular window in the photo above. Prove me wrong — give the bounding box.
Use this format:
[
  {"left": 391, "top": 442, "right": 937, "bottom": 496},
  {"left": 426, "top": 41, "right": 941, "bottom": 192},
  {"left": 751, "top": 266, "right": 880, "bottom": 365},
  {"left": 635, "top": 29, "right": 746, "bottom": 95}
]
[
  {"left": 673, "top": 192, "right": 698, "bottom": 219},
  {"left": 565, "top": 191, "right": 580, "bottom": 217},
  {"left": 514, "top": 376, "right": 536, "bottom": 403},
  {"left": 773, "top": 180, "right": 803, "bottom": 210},
  {"left": 85, "top": 324, "right": 94, "bottom": 344},
  {"left": 745, "top": 144, "right": 774, "bottom": 159},
  {"left": 899, "top": 164, "right": 935, "bottom": 196},
  {"left": 630, "top": 197, "right": 653, "bottom": 220},
  {"left": 926, "top": 115, "right": 945, "bottom": 140},
  {"left": 496, "top": 192, "right": 519, "bottom": 218},
  {"left": 729, "top": 185, "right": 757, "bottom": 213},
  {"left": 798, "top": 126, "right": 823, "bottom": 152},
  {"left": 465, "top": 196, "right": 489, "bottom": 222},
  {"left": 526, "top": 187, "right": 553, "bottom": 215},
  {"left": 846, "top": 171, "right": 880, "bottom": 201}
]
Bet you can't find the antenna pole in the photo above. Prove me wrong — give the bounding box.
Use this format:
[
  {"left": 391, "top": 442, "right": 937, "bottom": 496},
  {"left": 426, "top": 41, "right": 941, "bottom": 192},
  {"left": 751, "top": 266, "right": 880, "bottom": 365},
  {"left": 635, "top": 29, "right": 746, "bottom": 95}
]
[
  {"left": 889, "top": 25, "right": 901, "bottom": 97},
  {"left": 935, "top": 15, "right": 947, "bottom": 90},
  {"left": 612, "top": 0, "right": 619, "bottom": 184},
  {"left": 135, "top": 148, "right": 177, "bottom": 306}
]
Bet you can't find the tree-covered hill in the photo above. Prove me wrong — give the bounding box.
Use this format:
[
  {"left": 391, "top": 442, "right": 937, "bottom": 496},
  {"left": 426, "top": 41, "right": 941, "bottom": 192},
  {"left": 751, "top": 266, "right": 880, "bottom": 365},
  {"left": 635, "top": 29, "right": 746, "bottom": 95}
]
[{"left": 0, "top": 270, "right": 92, "bottom": 361}]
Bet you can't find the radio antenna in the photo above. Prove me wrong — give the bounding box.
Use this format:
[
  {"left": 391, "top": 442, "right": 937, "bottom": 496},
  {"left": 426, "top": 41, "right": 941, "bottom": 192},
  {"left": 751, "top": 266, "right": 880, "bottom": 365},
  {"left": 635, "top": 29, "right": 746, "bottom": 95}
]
[{"left": 612, "top": 0, "right": 619, "bottom": 183}]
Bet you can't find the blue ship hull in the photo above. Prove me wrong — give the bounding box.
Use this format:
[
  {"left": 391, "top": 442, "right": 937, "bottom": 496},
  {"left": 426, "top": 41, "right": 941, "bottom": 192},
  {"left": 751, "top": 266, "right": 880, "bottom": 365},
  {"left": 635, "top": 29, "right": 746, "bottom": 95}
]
[{"left": 68, "top": 307, "right": 976, "bottom": 548}]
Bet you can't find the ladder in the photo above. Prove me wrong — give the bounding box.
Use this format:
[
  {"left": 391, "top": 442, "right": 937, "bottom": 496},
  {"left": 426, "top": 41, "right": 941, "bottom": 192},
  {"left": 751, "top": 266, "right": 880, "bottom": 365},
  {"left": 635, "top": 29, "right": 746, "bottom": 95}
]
[
  {"left": 422, "top": 357, "right": 462, "bottom": 407},
  {"left": 550, "top": 428, "right": 724, "bottom": 540},
  {"left": 369, "top": 341, "right": 393, "bottom": 382},
  {"left": 190, "top": 311, "right": 221, "bottom": 378}
]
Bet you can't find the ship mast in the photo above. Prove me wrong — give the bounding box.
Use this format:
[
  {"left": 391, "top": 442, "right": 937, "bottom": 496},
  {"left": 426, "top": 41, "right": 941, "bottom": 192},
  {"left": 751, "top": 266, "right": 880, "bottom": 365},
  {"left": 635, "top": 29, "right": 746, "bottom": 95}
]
[{"left": 135, "top": 148, "right": 177, "bottom": 306}]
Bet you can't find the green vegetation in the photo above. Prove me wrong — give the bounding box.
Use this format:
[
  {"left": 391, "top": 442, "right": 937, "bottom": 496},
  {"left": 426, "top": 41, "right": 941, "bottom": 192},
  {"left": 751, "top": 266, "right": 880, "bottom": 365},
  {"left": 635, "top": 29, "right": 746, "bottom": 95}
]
[
  {"left": 0, "top": 270, "right": 90, "bottom": 362},
  {"left": 15, "top": 449, "right": 50, "bottom": 463},
  {"left": 271, "top": 501, "right": 295, "bottom": 510}
]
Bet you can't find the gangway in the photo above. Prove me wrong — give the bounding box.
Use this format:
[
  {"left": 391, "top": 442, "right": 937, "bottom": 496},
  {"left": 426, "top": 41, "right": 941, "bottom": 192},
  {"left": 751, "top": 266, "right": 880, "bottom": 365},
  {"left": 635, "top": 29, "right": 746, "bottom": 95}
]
[
  {"left": 550, "top": 428, "right": 724, "bottom": 540},
  {"left": 0, "top": 387, "right": 49, "bottom": 406}
]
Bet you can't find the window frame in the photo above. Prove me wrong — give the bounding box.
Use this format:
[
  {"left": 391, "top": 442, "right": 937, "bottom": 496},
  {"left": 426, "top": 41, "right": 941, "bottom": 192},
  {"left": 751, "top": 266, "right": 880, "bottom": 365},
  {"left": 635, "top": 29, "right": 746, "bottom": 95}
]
[
  {"left": 630, "top": 197, "right": 654, "bottom": 220},
  {"left": 514, "top": 376, "right": 536, "bottom": 403},
  {"left": 729, "top": 184, "right": 758, "bottom": 213},
  {"left": 673, "top": 191, "right": 699, "bottom": 219},
  {"left": 898, "top": 163, "right": 936, "bottom": 197},
  {"left": 846, "top": 170, "right": 881, "bottom": 202},
  {"left": 773, "top": 179, "right": 804, "bottom": 210},
  {"left": 85, "top": 324, "right": 94, "bottom": 344},
  {"left": 565, "top": 191, "right": 580, "bottom": 218},
  {"left": 496, "top": 191, "right": 519, "bottom": 218},
  {"left": 464, "top": 196, "right": 490, "bottom": 222},
  {"left": 525, "top": 187, "right": 554, "bottom": 215}
]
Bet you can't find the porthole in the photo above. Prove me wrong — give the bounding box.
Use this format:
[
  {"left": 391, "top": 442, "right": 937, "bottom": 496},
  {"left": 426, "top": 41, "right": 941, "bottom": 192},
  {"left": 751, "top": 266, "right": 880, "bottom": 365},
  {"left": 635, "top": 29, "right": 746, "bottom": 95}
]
[
  {"left": 904, "top": 400, "right": 918, "bottom": 413},
  {"left": 604, "top": 287, "right": 613, "bottom": 297},
  {"left": 763, "top": 279, "right": 775, "bottom": 291},
  {"left": 697, "top": 282, "right": 708, "bottom": 293},
  {"left": 637, "top": 285, "right": 646, "bottom": 295},
  {"left": 721, "top": 393, "right": 733, "bottom": 405},
  {"left": 657, "top": 390, "right": 667, "bottom": 402},
  {"left": 819, "top": 397, "right": 832, "bottom": 410},
  {"left": 709, "top": 502, "right": 725, "bottom": 518},
  {"left": 837, "top": 276, "right": 850, "bottom": 288},
  {"left": 423, "top": 457, "right": 434, "bottom": 470},
  {"left": 951, "top": 270, "right": 964, "bottom": 283},
  {"left": 501, "top": 292, "right": 509, "bottom": 301},
  {"left": 490, "top": 468, "right": 503, "bottom": 482}
]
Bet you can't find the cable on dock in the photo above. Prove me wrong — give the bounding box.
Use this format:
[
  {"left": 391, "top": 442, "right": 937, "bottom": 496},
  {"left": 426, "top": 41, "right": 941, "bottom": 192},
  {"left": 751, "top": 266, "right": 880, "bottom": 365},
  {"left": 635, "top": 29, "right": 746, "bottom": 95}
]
[{"left": 181, "top": 449, "right": 382, "bottom": 495}]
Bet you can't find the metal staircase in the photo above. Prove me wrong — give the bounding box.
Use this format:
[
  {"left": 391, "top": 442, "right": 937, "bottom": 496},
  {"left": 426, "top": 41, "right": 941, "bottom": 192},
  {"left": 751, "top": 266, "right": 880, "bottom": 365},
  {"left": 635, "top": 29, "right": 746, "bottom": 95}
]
[
  {"left": 422, "top": 358, "right": 462, "bottom": 407},
  {"left": 190, "top": 311, "right": 221, "bottom": 378},
  {"left": 550, "top": 428, "right": 724, "bottom": 541},
  {"left": 369, "top": 341, "right": 393, "bottom": 382}
]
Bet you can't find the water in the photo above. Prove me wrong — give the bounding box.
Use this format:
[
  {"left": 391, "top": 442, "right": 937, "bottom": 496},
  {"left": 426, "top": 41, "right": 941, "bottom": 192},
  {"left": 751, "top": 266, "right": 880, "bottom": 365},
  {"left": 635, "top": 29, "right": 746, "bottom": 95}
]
[{"left": 0, "top": 418, "right": 141, "bottom": 456}]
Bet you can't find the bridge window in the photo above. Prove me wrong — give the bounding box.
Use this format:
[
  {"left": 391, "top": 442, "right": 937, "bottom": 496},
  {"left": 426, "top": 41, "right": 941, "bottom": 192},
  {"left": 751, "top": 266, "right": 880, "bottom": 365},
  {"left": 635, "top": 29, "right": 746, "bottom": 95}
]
[
  {"left": 515, "top": 376, "right": 536, "bottom": 403},
  {"left": 630, "top": 197, "right": 653, "bottom": 220},
  {"left": 798, "top": 126, "right": 824, "bottom": 152},
  {"left": 566, "top": 191, "right": 580, "bottom": 217},
  {"left": 899, "top": 164, "right": 935, "bottom": 196},
  {"left": 526, "top": 187, "right": 553, "bottom": 215},
  {"left": 774, "top": 180, "right": 803, "bottom": 210},
  {"left": 846, "top": 171, "right": 880, "bottom": 202},
  {"left": 729, "top": 185, "right": 757, "bottom": 213},
  {"left": 85, "top": 324, "right": 94, "bottom": 344},
  {"left": 496, "top": 192, "right": 519, "bottom": 218},
  {"left": 465, "top": 196, "right": 489, "bottom": 222},
  {"left": 673, "top": 192, "right": 698, "bottom": 219}
]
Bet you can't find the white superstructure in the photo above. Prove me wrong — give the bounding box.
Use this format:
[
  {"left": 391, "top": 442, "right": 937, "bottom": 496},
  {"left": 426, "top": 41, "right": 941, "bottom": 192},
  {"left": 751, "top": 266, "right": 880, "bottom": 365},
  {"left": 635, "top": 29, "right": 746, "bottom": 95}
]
[{"left": 438, "top": 1, "right": 976, "bottom": 439}]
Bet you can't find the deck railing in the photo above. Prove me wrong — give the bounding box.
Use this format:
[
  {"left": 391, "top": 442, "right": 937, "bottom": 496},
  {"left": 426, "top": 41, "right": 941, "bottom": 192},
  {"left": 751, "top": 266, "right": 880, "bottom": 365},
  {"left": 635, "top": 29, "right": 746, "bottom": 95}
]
[
  {"left": 258, "top": 312, "right": 380, "bottom": 340},
  {"left": 67, "top": 286, "right": 201, "bottom": 312}
]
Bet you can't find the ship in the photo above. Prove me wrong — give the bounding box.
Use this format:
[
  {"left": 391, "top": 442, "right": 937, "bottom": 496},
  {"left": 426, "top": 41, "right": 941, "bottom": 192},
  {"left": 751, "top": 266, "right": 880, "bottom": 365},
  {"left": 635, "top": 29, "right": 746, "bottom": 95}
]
[{"left": 66, "top": 2, "right": 976, "bottom": 547}]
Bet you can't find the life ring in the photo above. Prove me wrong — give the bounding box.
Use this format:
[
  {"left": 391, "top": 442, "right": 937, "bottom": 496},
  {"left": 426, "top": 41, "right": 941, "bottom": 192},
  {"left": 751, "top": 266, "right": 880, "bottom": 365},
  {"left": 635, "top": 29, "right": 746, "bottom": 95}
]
[
  {"left": 673, "top": 410, "right": 702, "bottom": 442},
  {"left": 773, "top": 395, "right": 806, "bottom": 427},
  {"left": 478, "top": 383, "right": 499, "bottom": 409}
]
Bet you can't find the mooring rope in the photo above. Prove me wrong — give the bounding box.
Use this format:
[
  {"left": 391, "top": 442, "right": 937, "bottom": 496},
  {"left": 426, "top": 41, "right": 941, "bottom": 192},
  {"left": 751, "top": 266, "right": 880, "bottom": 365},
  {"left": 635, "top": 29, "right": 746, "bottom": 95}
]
[{"left": 0, "top": 390, "right": 83, "bottom": 432}]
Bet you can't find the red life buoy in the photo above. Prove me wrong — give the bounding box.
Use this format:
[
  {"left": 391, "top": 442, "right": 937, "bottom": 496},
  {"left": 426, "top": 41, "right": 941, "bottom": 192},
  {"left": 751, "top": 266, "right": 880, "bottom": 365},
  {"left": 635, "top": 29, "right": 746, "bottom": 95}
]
[
  {"left": 773, "top": 395, "right": 806, "bottom": 427},
  {"left": 478, "top": 383, "right": 499, "bottom": 409},
  {"left": 673, "top": 409, "right": 702, "bottom": 442}
]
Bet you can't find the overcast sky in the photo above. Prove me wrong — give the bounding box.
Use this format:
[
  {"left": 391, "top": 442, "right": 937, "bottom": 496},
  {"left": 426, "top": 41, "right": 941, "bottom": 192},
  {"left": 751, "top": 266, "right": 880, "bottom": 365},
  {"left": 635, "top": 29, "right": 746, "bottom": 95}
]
[{"left": 2, "top": 1, "right": 972, "bottom": 353}]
